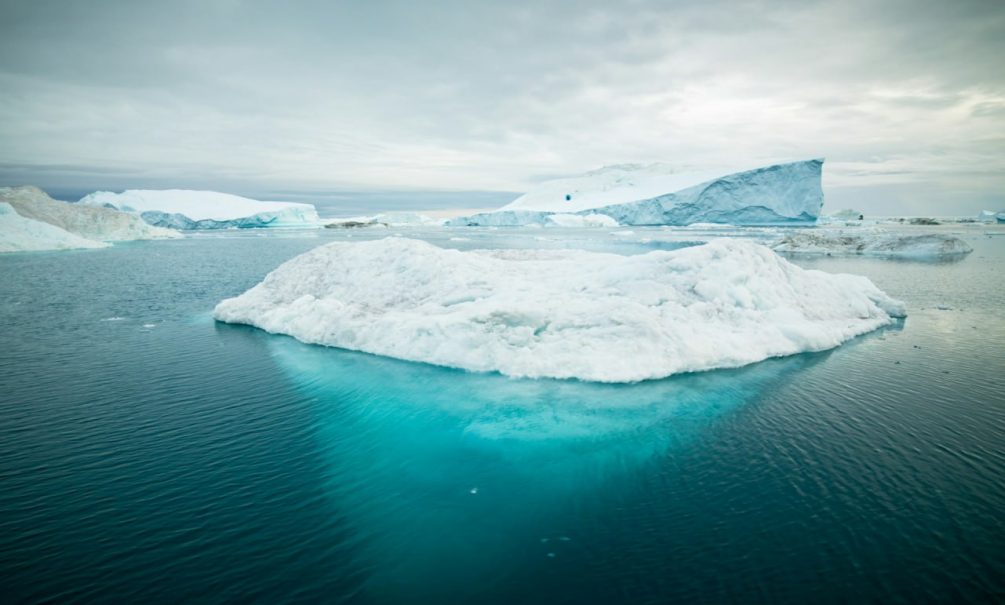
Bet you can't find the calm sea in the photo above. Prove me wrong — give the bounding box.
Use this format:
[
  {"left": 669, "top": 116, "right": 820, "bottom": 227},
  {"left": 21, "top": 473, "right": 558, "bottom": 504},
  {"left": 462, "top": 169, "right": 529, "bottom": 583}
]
[{"left": 1, "top": 225, "right": 1003, "bottom": 603}]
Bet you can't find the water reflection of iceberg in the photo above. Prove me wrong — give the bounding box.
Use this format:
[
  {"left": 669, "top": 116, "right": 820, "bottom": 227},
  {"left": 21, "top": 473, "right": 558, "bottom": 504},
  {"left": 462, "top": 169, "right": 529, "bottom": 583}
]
[{"left": 254, "top": 332, "right": 839, "bottom": 602}]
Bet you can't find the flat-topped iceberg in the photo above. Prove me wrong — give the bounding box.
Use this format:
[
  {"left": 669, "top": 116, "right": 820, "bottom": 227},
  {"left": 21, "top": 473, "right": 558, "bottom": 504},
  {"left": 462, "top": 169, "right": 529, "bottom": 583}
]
[
  {"left": 2, "top": 186, "right": 179, "bottom": 241},
  {"left": 79, "top": 189, "right": 319, "bottom": 230},
  {"left": 448, "top": 159, "right": 824, "bottom": 227},
  {"left": 214, "top": 237, "right": 905, "bottom": 382},
  {"left": 0, "top": 202, "right": 110, "bottom": 252},
  {"left": 772, "top": 230, "right": 973, "bottom": 260}
]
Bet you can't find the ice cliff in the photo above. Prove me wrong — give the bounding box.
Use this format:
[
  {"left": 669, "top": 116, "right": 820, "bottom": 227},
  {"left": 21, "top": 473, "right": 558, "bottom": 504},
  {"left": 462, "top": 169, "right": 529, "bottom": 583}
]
[
  {"left": 447, "top": 160, "right": 824, "bottom": 227},
  {"left": 1, "top": 186, "right": 179, "bottom": 241},
  {"left": 214, "top": 237, "right": 905, "bottom": 383},
  {"left": 79, "top": 189, "right": 320, "bottom": 230},
  {"left": 0, "top": 202, "right": 109, "bottom": 252}
]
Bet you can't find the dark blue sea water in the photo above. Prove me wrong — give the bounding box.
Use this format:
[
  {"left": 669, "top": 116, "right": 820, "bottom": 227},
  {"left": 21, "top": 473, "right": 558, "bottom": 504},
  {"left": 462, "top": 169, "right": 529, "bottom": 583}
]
[{"left": 1, "top": 227, "right": 1004, "bottom": 603}]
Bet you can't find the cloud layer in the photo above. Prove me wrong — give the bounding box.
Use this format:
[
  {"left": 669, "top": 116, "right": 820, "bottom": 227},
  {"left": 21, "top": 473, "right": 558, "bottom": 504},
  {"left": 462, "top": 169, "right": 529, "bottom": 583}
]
[{"left": 1, "top": 0, "right": 1003, "bottom": 213}]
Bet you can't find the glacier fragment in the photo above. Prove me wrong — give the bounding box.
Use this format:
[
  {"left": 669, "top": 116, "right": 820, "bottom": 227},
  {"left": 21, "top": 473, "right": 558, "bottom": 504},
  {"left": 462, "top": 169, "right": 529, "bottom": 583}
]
[
  {"left": 78, "top": 189, "right": 320, "bottom": 230},
  {"left": 0, "top": 202, "right": 109, "bottom": 252},
  {"left": 772, "top": 230, "right": 973, "bottom": 259},
  {"left": 1, "top": 186, "right": 179, "bottom": 241},
  {"left": 214, "top": 237, "right": 905, "bottom": 382},
  {"left": 448, "top": 159, "right": 824, "bottom": 227}
]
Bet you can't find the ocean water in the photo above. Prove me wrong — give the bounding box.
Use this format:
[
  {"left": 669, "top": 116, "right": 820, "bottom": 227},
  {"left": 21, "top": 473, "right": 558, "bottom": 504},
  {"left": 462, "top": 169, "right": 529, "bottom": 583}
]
[{"left": 1, "top": 226, "right": 1003, "bottom": 603}]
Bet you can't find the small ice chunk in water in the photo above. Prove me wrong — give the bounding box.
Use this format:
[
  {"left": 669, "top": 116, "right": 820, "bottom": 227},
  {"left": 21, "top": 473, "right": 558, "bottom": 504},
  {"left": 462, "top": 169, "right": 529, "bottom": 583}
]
[
  {"left": 469, "top": 487, "right": 478, "bottom": 495},
  {"left": 142, "top": 323, "right": 156, "bottom": 328}
]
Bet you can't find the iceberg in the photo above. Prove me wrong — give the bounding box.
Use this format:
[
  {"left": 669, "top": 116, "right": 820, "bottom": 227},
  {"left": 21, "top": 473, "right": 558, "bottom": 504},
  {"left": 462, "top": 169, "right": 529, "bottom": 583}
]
[
  {"left": 828, "top": 208, "right": 863, "bottom": 221},
  {"left": 447, "top": 160, "right": 824, "bottom": 227},
  {"left": 78, "top": 189, "right": 319, "bottom": 230},
  {"left": 0, "top": 202, "right": 110, "bottom": 252},
  {"left": 1, "top": 186, "right": 179, "bottom": 241},
  {"left": 214, "top": 237, "right": 905, "bottom": 382},
  {"left": 772, "top": 230, "right": 973, "bottom": 259},
  {"left": 324, "top": 212, "right": 439, "bottom": 229}
]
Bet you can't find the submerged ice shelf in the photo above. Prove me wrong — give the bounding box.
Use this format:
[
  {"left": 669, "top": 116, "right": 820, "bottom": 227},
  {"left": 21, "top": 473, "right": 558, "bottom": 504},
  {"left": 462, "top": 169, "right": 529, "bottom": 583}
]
[{"left": 214, "top": 237, "right": 905, "bottom": 382}]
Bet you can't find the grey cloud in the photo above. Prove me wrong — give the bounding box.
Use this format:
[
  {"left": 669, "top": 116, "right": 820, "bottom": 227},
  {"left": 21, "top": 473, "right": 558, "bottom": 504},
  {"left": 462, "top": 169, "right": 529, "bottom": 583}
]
[{"left": 0, "top": 0, "right": 1003, "bottom": 214}]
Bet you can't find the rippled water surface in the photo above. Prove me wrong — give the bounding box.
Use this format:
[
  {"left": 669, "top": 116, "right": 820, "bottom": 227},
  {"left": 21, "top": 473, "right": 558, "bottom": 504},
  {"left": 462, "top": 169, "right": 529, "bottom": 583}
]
[{"left": 1, "top": 226, "right": 1003, "bottom": 603}]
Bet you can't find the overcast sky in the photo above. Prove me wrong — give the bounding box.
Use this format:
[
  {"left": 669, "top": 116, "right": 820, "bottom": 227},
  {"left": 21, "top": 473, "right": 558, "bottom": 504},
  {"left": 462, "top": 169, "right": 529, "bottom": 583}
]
[{"left": 1, "top": 0, "right": 1003, "bottom": 214}]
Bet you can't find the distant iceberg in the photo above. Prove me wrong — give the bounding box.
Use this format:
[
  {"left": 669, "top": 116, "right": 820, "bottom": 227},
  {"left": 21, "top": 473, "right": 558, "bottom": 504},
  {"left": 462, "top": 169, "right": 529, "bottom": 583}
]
[
  {"left": 0, "top": 202, "right": 109, "bottom": 252},
  {"left": 214, "top": 237, "right": 905, "bottom": 382},
  {"left": 448, "top": 160, "right": 824, "bottom": 227},
  {"left": 772, "top": 230, "right": 973, "bottom": 260},
  {"left": 79, "top": 189, "right": 319, "bottom": 230},
  {"left": 2, "top": 186, "right": 179, "bottom": 241}
]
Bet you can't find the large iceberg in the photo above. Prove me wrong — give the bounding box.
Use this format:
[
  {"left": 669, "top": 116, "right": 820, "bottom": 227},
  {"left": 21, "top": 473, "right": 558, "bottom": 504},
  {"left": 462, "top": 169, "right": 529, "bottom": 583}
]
[
  {"left": 772, "top": 230, "right": 973, "bottom": 260},
  {"left": 0, "top": 202, "right": 110, "bottom": 252},
  {"left": 448, "top": 160, "right": 824, "bottom": 227},
  {"left": 79, "top": 189, "right": 320, "bottom": 230},
  {"left": 214, "top": 237, "right": 905, "bottom": 382},
  {"left": 1, "top": 186, "right": 179, "bottom": 241}
]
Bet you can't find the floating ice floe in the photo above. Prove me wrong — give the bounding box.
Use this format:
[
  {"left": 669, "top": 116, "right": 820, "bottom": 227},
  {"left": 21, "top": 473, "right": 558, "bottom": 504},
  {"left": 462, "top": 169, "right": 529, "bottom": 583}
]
[
  {"left": 79, "top": 189, "right": 319, "bottom": 230},
  {"left": 771, "top": 230, "right": 973, "bottom": 259},
  {"left": 2, "top": 186, "right": 180, "bottom": 242},
  {"left": 447, "top": 159, "right": 823, "bottom": 227},
  {"left": 0, "top": 202, "right": 110, "bottom": 252},
  {"left": 214, "top": 237, "right": 905, "bottom": 382}
]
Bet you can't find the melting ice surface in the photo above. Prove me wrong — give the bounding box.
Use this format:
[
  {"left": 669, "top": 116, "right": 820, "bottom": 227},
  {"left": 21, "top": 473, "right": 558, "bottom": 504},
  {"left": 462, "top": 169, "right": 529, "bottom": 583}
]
[
  {"left": 265, "top": 333, "right": 835, "bottom": 602},
  {"left": 215, "top": 237, "right": 905, "bottom": 381}
]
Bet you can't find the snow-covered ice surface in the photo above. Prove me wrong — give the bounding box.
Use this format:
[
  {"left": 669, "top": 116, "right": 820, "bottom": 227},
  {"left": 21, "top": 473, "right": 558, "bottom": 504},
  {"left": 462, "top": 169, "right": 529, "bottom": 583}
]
[
  {"left": 448, "top": 160, "right": 823, "bottom": 227},
  {"left": 214, "top": 237, "right": 905, "bottom": 382},
  {"left": 0, "top": 202, "right": 110, "bottom": 252},
  {"left": 1, "top": 186, "right": 179, "bottom": 241},
  {"left": 79, "top": 189, "right": 319, "bottom": 229},
  {"left": 772, "top": 230, "right": 973, "bottom": 260}
]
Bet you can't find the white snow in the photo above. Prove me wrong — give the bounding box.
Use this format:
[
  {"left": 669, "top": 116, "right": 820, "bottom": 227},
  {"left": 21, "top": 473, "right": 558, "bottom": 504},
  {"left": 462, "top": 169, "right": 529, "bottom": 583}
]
[
  {"left": 79, "top": 189, "right": 319, "bottom": 228},
  {"left": 214, "top": 237, "right": 906, "bottom": 383},
  {"left": 0, "top": 202, "right": 110, "bottom": 252},
  {"left": 772, "top": 230, "right": 973, "bottom": 259},
  {"left": 1, "top": 186, "right": 179, "bottom": 241}
]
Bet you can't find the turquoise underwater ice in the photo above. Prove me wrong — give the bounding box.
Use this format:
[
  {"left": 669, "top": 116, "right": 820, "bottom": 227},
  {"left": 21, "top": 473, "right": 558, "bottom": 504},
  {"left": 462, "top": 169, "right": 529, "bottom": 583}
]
[{"left": 267, "top": 336, "right": 829, "bottom": 601}]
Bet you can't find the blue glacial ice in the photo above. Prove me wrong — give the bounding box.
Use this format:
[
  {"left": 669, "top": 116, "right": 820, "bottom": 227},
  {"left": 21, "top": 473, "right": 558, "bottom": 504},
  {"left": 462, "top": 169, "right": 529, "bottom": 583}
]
[{"left": 447, "top": 159, "right": 824, "bottom": 227}]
